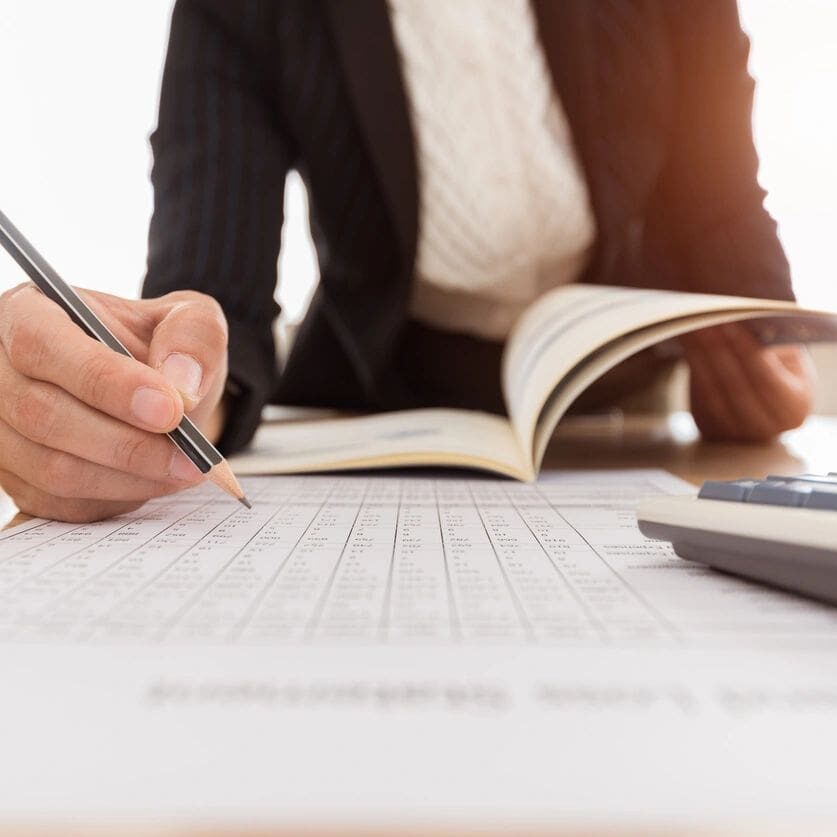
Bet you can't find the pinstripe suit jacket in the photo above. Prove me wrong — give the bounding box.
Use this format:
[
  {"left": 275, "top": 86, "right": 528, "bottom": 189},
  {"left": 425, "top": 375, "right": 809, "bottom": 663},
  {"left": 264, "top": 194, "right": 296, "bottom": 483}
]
[{"left": 143, "top": 0, "right": 792, "bottom": 454}]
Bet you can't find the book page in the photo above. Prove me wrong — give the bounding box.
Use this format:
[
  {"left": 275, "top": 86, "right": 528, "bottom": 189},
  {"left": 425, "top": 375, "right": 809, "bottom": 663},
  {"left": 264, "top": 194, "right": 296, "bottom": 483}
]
[
  {"left": 228, "top": 407, "right": 529, "bottom": 480},
  {"left": 529, "top": 307, "right": 828, "bottom": 469},
  {"left": 4, "top": 472, "right": 837, "bottom": 827},
  {"left": 502, "top": 284, "right": 836, "bottom": 457}
]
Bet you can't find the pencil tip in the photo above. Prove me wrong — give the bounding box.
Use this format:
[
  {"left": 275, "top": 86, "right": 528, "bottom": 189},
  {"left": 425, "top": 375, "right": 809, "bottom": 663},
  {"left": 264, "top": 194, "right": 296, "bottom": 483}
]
[{"left": 207, "top": 460, "right": 249, "bottom": 507}]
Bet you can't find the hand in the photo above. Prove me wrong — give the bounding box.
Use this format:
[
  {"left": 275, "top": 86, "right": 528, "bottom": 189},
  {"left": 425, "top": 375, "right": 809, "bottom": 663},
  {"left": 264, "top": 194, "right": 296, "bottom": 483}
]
[
  {"left": 0, "top": 284, "right": 229, "bottom": 522},
  {"left": 682, "top": 323, "right": 816, "bottom": 443}
]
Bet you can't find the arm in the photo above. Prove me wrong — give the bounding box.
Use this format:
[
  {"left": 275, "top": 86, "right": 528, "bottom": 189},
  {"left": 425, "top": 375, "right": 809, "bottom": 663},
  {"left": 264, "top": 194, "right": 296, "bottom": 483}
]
[
  {"left": 654, "top": 0, "right": 792, "bottom": 301},
  {"left": 656, "top": 1, "right": 814, "bottom": 440},
  {"left": 0, "top": 1, "right": 285, "bottom": 522},
  {"left": 143, "top": 0, "right": 291, "bottom": 453}
]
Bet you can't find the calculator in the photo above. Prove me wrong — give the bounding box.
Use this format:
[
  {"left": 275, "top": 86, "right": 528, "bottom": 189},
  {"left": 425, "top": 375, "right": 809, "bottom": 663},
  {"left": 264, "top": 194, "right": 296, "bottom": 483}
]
[{"left": 637, "top": 474, "right": 837, "bottom": 605}]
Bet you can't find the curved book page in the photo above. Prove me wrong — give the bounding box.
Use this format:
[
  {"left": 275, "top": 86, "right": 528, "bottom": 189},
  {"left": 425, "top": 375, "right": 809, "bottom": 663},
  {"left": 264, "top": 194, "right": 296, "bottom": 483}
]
[
  {"left": 503, "top": 285, "right": 837, "bottom": 461},
  {"left": 229, "top": 408, "right": 531, "bottom": 481},
  {"left": 529, "top": 308, "right": 831, "bottom": 470}
]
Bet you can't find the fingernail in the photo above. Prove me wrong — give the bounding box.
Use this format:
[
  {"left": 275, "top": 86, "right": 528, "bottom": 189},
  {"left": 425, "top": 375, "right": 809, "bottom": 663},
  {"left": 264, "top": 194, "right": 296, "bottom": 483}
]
[
  {"left": 160, "top": 353, "right": 203, "bottom": 403},
  {"left": 170, "top": 450, "right": 201, "bottom": 482},
  {"left": 131, "top": 387, "right": 177, "bottom": 429}
]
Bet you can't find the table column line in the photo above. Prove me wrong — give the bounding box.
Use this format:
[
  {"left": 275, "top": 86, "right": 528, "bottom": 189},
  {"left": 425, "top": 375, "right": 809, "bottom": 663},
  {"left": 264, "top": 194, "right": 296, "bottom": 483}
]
[
  {"left": 467, "top": 482, "right": 534, "bottom": 642},
  {"left": 303, "top": 480, "right": 372, "bottom": 640},
  {"left": 537, "top": 486, "right": 682, "bottom": 642},
  {"left": 435, "top": 480, "right": 461, "bottom": 642},
  {"left": 502, "top": 485, "right": 608, "bottom": 643},
  {"left": 231, "top": 481, "right": 341, "bottom": 642},
  {"left": 376, "top": 479, "right": 403, "bottom": 642}
]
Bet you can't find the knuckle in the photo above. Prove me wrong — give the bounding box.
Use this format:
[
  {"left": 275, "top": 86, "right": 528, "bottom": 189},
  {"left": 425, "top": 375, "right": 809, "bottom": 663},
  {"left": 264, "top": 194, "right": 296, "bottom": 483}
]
[
  {"left": 785, "top": 403, "right": 809, "bottom": 431},
  {"left": 0, "top": 471, "right": 100, "bottom": 523},
  {"left": 0, "top": 471, "right": 23, "bottom": 503},
  {"left": 112, "top": 432, "right": 160, "bottom": 475},
  {"left": 0, "top": 282, "right": 32, "bottom": 309},
  {"left": 187, "top": 297, "right": 229, "bottom": 343},
  {"left": 42, "top": 452, "right": 79, "bottom": 496},
  {"left": 5, "top": 313, "right": 46, "bottom": 375},
  {"left": 0, "top": 477, "right": 67, "bottom": 522},
  {"left": 76, "top": 351, "right": 114, "bottom": 406},
  {"left": 51, "top": 498, "right": 122, "bottom": 524},
  {"left": 16, "top": 490, "right": 50, "bottom": 518},
  {"left": 162, "top": 290, "right": 195, "bottom": 304},
  {"left": 202, "top": 306, "right": 229, "bottom": 350},
  {"left": 8, "top": 384, "right": 59, "bottom": 443},
  {"left": 165, "top": 289, "right": 213, "bottom": 308},
  {"left": 202, "top": 295, "right": 227, "bottom": 326},
  {"left": 171, "top": 293, "right": 227, "bottom": 337},
  {"left": 61, "top": 501, "right": 110, "bottom": 524}
]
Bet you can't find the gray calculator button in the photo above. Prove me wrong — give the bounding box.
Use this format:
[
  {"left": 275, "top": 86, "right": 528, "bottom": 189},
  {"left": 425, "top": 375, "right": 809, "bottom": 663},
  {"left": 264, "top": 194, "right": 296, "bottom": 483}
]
[
  {"left": 748, "top": 482, "right": 811, "bottom": 506},
  {"left": 698, "top": 480, "right": 758, "bottom": 502},
  {"left": 805, "top": 486, "right": 837, "bottom": 511}
]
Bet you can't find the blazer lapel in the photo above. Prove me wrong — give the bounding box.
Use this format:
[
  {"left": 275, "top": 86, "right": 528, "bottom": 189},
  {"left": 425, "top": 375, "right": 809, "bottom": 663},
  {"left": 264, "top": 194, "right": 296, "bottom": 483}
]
[
  {"left": 322, "top": 0, "right": 418, "bottom": 268},
  {"left": 312, "top": 0, "right": 418, "bottom": 402}
]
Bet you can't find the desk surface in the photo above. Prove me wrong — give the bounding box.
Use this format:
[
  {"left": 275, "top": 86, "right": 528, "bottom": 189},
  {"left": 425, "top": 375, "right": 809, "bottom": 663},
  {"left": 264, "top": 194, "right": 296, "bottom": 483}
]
[
  {"left": 2, "top": 413, "right": 837, "bottom": 837},
  {"left": 544, "top": 412, "right": 837, "bottom": 482}
]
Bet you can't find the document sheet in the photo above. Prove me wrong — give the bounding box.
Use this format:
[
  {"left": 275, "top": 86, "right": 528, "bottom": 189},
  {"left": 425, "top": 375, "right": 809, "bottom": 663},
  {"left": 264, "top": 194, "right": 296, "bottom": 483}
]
[
  {"left": 3, "top": 470, "right": 837, "bottom": 829},
  {"left": 3, "top": 470, "right": 837, "bottom": 645}
]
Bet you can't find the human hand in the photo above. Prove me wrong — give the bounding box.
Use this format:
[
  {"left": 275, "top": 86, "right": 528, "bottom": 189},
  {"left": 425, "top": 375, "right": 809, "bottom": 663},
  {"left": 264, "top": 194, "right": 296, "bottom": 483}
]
[
  {"left": 0, "top": 284, "right": 229, "bottom": 522},
  {"left": 682, "top": 323, "right": 816, "bottom": 443}
]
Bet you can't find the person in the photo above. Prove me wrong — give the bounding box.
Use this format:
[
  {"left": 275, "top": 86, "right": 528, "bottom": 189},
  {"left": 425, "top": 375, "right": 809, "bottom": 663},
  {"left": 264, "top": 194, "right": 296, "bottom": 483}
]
[{"left": 0, "top": 0, "right": 815, "bottom": 522}]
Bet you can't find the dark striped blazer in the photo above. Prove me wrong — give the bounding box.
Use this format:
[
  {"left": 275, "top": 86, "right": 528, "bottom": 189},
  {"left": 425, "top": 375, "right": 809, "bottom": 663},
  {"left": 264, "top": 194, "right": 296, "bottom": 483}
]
[{"left": 143, "top": 0, "right": 792, "bottom": 454}]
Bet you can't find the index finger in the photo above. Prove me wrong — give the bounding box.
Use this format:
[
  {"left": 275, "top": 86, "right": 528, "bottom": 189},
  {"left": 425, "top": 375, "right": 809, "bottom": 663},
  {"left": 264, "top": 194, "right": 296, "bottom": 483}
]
[{"left": 0, "top": 285, "right": 184, "bottom": 433}]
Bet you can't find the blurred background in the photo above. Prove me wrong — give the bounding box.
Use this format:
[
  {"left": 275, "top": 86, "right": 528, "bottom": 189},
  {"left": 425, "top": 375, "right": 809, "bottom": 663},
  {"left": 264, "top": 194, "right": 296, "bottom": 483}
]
[{"left": 0, "top": 0, "right": 835, "bottom": 403}]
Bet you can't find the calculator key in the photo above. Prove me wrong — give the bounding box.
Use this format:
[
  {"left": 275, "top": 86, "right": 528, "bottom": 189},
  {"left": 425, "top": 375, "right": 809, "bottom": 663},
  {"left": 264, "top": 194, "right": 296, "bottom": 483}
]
[
  {"left": 804, "top": 485, "right": 837, "bottom": 511},
  {"left": 698, "top": 480, "right": 758, "bottom": 502},
  {"left": 748, "top": 482, "right": 811, "bottom": 507}
]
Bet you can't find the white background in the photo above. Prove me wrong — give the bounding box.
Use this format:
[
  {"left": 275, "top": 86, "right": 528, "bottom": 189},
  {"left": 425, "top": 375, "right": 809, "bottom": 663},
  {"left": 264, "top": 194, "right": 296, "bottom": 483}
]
[{"left": 0, "top": 0, "right": 835, "bottom": 318}]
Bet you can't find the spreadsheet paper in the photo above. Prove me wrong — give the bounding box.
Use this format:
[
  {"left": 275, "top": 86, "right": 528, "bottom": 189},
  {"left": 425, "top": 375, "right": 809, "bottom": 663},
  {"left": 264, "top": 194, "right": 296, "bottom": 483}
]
[
  {"left": 4, "top": 470, "right": 837, "bottom": 828},
  {"left": 2, "top": 469, "right": 837, "bottom": 645}
]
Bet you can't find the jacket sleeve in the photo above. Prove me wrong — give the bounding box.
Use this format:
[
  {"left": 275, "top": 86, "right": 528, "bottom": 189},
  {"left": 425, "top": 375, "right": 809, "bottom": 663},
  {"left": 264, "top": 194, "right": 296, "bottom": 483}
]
[
  {"left": 142, "top": 0, "right": 291, "bottom": 454},
  {"left": 651, "top": 0, "right": 793, "bottom": 301}
]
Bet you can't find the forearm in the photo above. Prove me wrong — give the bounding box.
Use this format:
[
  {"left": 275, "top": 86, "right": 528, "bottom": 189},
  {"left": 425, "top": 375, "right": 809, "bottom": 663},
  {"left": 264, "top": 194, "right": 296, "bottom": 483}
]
[
  {"left": 145, "top": 0, "right": 291, "bottom": 454},
  {"left": 655, "top": 0, "right": 792, "bottom": 301}
]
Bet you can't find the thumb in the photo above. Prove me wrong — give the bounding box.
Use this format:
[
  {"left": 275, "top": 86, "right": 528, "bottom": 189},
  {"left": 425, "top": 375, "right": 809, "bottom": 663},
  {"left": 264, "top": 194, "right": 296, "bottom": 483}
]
[{"left": 146, "top": 293, "right": 229, "bottom": 413}]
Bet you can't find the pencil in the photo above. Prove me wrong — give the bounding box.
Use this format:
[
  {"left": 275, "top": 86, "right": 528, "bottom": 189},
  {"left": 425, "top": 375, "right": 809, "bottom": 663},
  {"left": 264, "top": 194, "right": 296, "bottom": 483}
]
[{"left": 0, "top": 208, "right": 251, "bottom": 509}]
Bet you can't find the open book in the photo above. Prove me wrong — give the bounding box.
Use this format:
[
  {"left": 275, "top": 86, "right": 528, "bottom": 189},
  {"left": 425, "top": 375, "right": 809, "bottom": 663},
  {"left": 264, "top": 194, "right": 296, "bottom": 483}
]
[{"left": 229, "top": 284, "right": 837, "bottom": 481}]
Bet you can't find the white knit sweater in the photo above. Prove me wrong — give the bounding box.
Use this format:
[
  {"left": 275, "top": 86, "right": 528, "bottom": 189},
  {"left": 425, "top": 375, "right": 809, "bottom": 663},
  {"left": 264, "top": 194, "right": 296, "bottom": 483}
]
[{"left": 388, "top": 0, "right": 596, "bottom": 340}]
